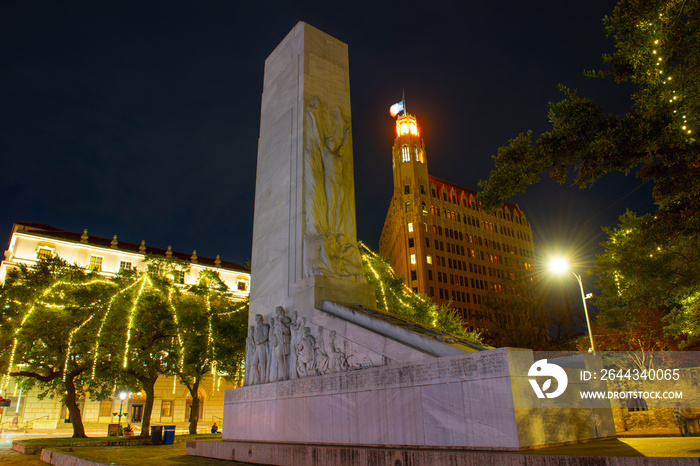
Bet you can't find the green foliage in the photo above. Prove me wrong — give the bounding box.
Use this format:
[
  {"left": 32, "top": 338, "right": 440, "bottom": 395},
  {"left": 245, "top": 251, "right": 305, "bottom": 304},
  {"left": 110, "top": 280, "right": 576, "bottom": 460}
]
[
  {"left": 358, "top": 242, "right": 482, "bottom": 343},
  {"left": 596, "top": 211, "right": 700, "bottom": 348},
  {"left": 479, "top": 0, "right": 698, "bottom": 212},
  {"left": 0, "top": 254, "right": 249, "bottom": 436},
  {"left": 477, "top": 0, "right": 700, "bottom": 345}
]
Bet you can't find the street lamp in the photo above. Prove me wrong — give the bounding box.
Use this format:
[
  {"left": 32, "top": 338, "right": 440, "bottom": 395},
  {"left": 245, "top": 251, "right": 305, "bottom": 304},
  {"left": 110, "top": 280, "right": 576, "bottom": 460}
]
[
  {"left": 549, "top": 258, "right": 596, "bottom": 352},
  {"left": 117, "top": 391, "right": 127, "bottom": 435}
]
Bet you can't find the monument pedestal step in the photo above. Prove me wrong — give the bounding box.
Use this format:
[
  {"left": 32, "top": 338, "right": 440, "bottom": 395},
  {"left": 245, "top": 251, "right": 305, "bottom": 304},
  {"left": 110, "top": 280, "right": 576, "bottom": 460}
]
[{"left": 187, "top": 438, "right": 699, "bottom": 466}]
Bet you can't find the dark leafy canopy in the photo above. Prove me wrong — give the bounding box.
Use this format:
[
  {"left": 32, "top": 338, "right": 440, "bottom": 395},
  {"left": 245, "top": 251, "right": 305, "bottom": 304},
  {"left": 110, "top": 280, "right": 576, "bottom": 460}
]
[
  {"left": 595, "top": 211, "right": 700, "bottom": 349},
  {"left": 477, "top": 0, "right": 699, "bottom": 345},
  {"left": 479, "top": 0, "right": 698, "bottom": 213}
]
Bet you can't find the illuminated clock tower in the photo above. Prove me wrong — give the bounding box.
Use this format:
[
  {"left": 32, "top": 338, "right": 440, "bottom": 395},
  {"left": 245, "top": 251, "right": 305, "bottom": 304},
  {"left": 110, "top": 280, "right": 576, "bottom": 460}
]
[
  {"left": 380, "top": 110, "right": 432, "bottom": 293},
  {"left": 380, "top": 99, "right": 537, "bottom": 334}
]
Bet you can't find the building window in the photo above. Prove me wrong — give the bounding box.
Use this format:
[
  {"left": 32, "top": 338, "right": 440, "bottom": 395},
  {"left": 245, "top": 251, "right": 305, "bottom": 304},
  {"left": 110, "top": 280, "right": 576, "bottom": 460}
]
[
  {"left": 426, "top": 255, "right": 432, "bottom": 264},
  {"left": 404, "top": 184, "right": 410, "bottom": 194},
  {"left": 119, "top": 261, "right": 132, "bottom": 272},
  {"left": 429, "top": 287, "right": 434, "bottom": 297},
  {"left": 401, "top": 145, "right": 410, "bottom": 162},
  {"left": 420, "top": 185, "right": 425, "bottom": 194},
  {"left": 421, "top": 202, "right": 427, "bottom": 214},
  {"left": 161, "top": 400, "right": 173, "bottom": 417},
  {"left": 89, "top": 256, "right": 103, "bottom": 272},
  {"left": 408, "top": 222, "right": 413, "bottom": 232},
  {"left": 238, "top": 281, "right": 247, "bottom": 291},
  {"left": 428, "top": 269, "right": 433, "bottom": 280},
  {"left": 99, "top": 400, "right": 112, "bottom": 417},
  {"left": 408, "top": 238, "right": 415, "bottom": 248},
  {"left": 37, "top": 248, "right": 54, "bottom": 260},
  {"left": 405, "top": 201, "right": 412, "bottom": 213},
  {"left": 175, "top": 270, "right": 186, "bottom": 284},
  {"left": 411, "top": 270, "right": 417, "bottom": 281},
  {"left": 410, "top": 254, "right": 416, "bottom": 264}
]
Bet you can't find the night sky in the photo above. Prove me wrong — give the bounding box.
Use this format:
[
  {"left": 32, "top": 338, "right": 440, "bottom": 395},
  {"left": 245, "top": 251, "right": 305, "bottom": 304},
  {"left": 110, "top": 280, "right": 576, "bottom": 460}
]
[{"left": 1, "top": 1, "right": 655, "bottom": 303}]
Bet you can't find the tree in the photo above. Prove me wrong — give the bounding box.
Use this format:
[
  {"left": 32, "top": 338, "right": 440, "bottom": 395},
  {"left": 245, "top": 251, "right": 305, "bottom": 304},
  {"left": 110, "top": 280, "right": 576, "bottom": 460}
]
[
  {"left": 0, "top": 257, "right": 117, "bottom": 437},
  {"left": 359, "top": 242, "right": 483, "bottom": 343},
  {"left": 169, "top": 270, "right": 247, "bottom": 435},
  {"left": 595, "top": 211, "right": 700, "bottom": 349},
  {"left": 481, "top": 271, "right": 551, "bottom": 350},
  {"left": 477, "top": 0, "right": 699, "bottom": 344}
]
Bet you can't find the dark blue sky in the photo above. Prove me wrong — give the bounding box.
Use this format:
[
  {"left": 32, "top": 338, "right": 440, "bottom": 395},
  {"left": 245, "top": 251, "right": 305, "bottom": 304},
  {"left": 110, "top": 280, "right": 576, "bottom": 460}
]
[{"left": 1, "top": 0, "right": 654, "bottom": 301}]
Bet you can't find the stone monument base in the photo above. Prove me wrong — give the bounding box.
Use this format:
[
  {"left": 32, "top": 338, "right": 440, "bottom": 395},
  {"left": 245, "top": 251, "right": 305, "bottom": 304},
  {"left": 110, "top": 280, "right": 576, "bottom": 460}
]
[{"left": 208, "top": 348, "right": 613, "bottom": 453}]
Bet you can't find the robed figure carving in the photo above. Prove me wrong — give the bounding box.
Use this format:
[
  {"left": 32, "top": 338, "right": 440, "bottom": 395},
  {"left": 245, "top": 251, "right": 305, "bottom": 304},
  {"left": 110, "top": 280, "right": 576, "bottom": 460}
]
[{"left": 303, "top": 96, "right": 364, "bottom": 281}]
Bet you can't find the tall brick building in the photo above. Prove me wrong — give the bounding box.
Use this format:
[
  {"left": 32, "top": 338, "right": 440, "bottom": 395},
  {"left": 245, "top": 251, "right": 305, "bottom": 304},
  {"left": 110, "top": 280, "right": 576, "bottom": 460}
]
[{"left": 379, "top": 112, "right": 536, "bottom": 331}]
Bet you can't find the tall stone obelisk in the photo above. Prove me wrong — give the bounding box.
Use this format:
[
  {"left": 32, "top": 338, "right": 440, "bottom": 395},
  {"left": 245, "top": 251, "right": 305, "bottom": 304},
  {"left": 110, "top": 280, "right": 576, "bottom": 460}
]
[{"left": 249, "top": 22, "right": 375, "bottom": 325}]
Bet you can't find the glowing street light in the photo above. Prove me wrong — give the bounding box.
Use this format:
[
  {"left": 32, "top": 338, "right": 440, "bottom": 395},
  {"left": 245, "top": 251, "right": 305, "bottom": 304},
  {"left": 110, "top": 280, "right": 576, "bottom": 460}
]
[
  {"left": 116, "top": 391, "right": 128, "bottom": 435},
  {"left": 549, "top": 257, "right": 596, "bottom": 352}
]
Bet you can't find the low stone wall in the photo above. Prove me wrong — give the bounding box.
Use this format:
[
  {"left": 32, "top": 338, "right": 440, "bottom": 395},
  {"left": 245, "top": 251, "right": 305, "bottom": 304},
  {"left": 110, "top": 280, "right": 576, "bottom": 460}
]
[{"left": 12, "top": 438, "right": 150, "bottom": 454}]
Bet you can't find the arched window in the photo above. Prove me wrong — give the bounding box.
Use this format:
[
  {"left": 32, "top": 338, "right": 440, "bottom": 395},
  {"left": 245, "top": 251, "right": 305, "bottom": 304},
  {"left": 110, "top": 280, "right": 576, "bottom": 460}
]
[
  {"left": 405, "top": 201, "right": 412, "bottom": 212},
  {"left": 421, "top": 202, "right": 427, "bottom": 214},
  {"left": 401, "top": 145, "right": 410, "bottom": 162}
]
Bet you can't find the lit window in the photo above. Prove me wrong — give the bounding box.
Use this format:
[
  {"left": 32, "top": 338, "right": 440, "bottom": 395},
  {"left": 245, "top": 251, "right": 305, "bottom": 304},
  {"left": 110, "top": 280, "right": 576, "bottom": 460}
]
[
  {"left": 99, "top": 400, "right": 112, "bottom": 417},
  {"left": 161, "top": 400, "right": 173, "bottom": 417},
  {"left": 401, "top": 145, "right": 410, "bottom": 162},
  {"left": 414, "top": 147, "right": 419, "bottom": 162},
  {"left": 407, "top": 222, "right": 413, "bottom": 232},
  {"left": 89, "top": 256, "right": 103, "bottom": 272},
  {"left": 119, "top": 261, "right": 132, "bottom": 272},
  {"left": 405, "top": 201, "right": 412, "bottom": 213},
  {"left": 176, "top": 270, "right": 186, "bottom": 284},
  {"left": 37, "top": 248, "right": 54, "bottom": 260},
  {"left": 427, "top": 255, "right": 432, "bottom": 264},
  {"left": 410, "top": 254, "right": 416, "bottom": 264},
  {"left": 410, "top": 122, "right": 418, "bottom": 135}
]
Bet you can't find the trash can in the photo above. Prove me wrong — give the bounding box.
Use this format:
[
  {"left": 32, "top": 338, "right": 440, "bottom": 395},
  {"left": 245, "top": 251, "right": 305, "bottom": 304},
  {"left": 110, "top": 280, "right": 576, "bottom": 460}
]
[
  {"left": 150, "top": 425, "right": 163, "bottom": 445},
  {"left": 163, "top": 425, "right": 176, "bottom": 445}
]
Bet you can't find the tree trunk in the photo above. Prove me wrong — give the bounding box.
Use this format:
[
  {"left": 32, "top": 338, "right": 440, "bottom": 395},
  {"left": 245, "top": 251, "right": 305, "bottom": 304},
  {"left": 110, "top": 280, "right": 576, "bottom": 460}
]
[
  {"left": 188, "top": 378, "right": 201, "bottom": 435},
  {"left": 65, "top": 372, "right": 87, "bottom": 438},
  {"left": 138, "top": 375, "right": 158, "bottom": 437}
]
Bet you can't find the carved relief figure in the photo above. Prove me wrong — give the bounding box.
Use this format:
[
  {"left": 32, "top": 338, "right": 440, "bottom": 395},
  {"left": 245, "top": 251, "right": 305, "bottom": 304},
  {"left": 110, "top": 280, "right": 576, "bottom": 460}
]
[
  {"left": 303, "top": 96, "right": 364, "bottom": 281},
  {"left": 272, "top": 306, "right": 291, "bottom": 381},
  {"left": 251, "top": 314, "right": 269, "bottom": 384},
  {"left": 296, "top": 327, "right": 316, "bottom": 378},
  {"left": 328, "top": 330, "right": 349, "bottom": 372},
  {"left": 267, "top": 317, "right": 276, "bottom": 382},
  {"left": 244, "top": 326, "right": 256, "bottom": 386},
  {"left": 315, "top": 326, "right": 329, "bottom": 375},
  {"left": 289, "top": 312, "right": 303, "bottom": 380}
]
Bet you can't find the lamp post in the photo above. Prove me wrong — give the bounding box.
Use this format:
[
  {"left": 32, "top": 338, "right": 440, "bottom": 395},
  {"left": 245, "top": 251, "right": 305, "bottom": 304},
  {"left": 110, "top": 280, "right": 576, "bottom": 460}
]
[
  {"left": 550, "top": 258, "right": 596, "bottom": 352},
  {"left": 117, "top": 391, "right": 127, "bottom": 435}
]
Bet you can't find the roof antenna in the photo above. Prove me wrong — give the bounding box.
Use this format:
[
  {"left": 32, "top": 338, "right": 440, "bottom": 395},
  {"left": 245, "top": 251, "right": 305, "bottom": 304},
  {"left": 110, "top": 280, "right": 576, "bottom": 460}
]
[{"left": 402, "top": 88, "right": 406, "bottom": 115}]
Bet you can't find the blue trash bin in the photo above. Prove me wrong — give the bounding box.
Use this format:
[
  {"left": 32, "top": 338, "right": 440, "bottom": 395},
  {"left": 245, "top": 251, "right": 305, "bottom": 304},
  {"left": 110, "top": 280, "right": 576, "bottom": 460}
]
[{"left": 163, "top": 425, "right": 176, "bottom": 445}]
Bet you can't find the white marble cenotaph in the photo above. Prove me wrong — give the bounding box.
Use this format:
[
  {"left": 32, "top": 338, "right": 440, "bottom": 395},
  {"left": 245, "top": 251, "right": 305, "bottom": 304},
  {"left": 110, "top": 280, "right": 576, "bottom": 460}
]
[{"left": 187, "top": 22, "right": 615, "bottom": 466}]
